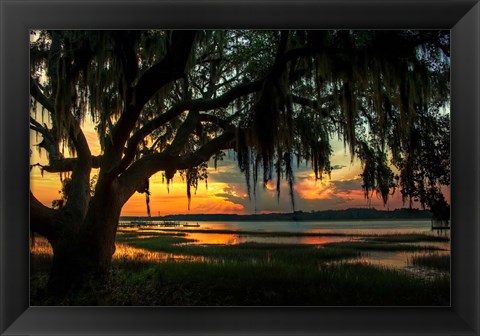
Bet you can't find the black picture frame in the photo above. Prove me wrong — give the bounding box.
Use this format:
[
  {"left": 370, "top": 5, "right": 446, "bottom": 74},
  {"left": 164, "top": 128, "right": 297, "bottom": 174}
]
[{"left": 1, "top": 0, "right": 479, "bottom": 335}]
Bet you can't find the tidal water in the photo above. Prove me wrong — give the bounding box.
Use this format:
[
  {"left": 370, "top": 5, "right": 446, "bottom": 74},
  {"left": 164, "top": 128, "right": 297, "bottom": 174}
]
[
  {"left": 120, "top": 219, "right": 450, "bottom": 274},
  {"left": 183, "top": 219, "right": 437, "bottom": 233}
]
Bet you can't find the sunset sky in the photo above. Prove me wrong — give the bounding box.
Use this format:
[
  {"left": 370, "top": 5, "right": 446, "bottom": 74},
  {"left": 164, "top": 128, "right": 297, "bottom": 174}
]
[{"left": 30, "top": 118, "right": 445, "bottom": 217}]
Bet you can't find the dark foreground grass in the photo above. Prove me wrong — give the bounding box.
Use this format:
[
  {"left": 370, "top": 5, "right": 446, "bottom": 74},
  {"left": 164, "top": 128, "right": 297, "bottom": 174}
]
[
  {"left": 31, "top": 257, "right": 450, "bottom": 306},
  {"left": 30, "top": 231, "right": 450, "bottom": 306}
]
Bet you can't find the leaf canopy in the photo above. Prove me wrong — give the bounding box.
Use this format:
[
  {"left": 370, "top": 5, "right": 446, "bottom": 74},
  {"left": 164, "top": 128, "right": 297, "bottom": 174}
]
[{"left": 30, "top": 30, "right": 450, "bottom": 217}]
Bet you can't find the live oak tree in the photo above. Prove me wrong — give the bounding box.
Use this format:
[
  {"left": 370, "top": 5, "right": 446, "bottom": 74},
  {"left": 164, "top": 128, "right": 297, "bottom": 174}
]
[{"left": 30, "top": 30, "right": 450, "bottom": 292}]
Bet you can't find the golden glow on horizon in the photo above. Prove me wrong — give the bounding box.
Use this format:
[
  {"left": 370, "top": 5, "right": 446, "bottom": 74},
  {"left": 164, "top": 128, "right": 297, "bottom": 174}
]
[
  {"left": 121, "top": 179, "right": 245, "bottom": 216},
  {"left": 295, "top": 178, "right": 334, "bottom": 200}
]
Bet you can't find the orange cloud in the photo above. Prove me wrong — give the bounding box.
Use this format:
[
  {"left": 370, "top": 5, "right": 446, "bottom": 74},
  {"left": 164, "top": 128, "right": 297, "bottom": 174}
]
[
  {"left": 120, "top": 176, "right": 246, "bottom": 216},
  {"left": 263, "top": 181, "right": 277, "bottom": 191}
]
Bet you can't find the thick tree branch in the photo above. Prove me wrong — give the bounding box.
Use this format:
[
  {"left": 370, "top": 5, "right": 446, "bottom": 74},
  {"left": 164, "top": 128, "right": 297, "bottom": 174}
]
[
  {"left": 104, "top": 31, "right": 196, "bottom": 170},
  {"left": 114, "top": 78, "right": 264, "bottom": 175},
  {"left": 31, "top": 156, "right": 103, "bottom": 173},
  {"left": 30, "top": 124, "right": 45, "bottom": 135},
  {"left": 30, "top": 118, "right": 50, "bottom": 137},
  {"left": 115, "top": 37, "right": 313, "bottom": 177},
  {"left": 177, "top": 129, "right": 236, "bottom": 169},
  {"left": 165, "top": 110, "right": 200, "bottom": 156},
  {"left": 29, "top": 117, "right": 46, "bottom": 131},
  {"left": 199, "top": 114, "right": 231, "bottom": 129},
  {"left": 70, "top": 122, "right": 92, "bottom": 163},
  {"left": 118, "top": 129, "right": 236, "bottom": 205},
  {"left": 134, "top": 31, "right": 197, "bottom": 109},
  {"left": 291, "top": 94, "right": 335, "bottom": 118}
]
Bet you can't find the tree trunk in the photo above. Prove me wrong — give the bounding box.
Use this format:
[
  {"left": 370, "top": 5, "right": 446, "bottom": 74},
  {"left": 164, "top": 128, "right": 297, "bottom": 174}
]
[
  {"left": 32, "top": 165, "right": 144, "bottom": 296},
  {"left": 46, "top": 195, "right": 122, "bottom": 295}
]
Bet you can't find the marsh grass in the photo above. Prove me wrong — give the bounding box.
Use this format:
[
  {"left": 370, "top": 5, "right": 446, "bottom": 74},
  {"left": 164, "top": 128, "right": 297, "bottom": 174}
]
[
  {"left": 409, "top": 254, "right": 450, "bottom": 272},
  {"left": 30, "top": 231, "right": 450, "bottom": 306},
  {"left": 322, "top": 241, "right": 445, "bottom": 252},
  {"left": 120, "top": 234, "right": 361, "bottom": 264},
  {"left": 370, "top": 234, "right": 449, "bottom": 243}
]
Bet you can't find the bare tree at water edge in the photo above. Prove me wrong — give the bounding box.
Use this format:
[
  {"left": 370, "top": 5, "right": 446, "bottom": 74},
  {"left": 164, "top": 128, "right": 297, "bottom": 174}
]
[{"left": 29, "top": 30, "right": 450, "bottom": 293}]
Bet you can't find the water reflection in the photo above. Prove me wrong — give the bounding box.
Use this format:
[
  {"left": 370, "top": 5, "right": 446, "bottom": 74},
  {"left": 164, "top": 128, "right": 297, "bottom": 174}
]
[
  {"left": 182, "top": 232, "right": 359, "bottom": 245},
  {"left": 184, "top": 233, "right": 241, "bottom": 245},
  {"left": 337, "top": 248, "right": 450, "bottom": 273},
  {"left": 356, "top": 251, "right": 416, "bottom": 268}
]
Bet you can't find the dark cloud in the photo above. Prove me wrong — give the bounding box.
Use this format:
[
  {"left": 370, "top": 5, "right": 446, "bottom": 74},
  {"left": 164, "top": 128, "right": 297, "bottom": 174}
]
[
  {"left": 200, "top": 152, "right": 369, "bottom": 214},
  {"left": 332, "top": 178, "right": 363, "bottom": 193},
  {"left": 299, "top": 195, "right": 352, "bottom": 210},
  {"left": 207, "top": 156, "right": 246, "bottom": 185}
]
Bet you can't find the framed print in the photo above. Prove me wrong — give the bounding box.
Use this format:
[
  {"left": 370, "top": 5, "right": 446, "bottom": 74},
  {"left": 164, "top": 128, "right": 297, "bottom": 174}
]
[{"left": 1, "top": 0, "right": 479, "bottom": 335}]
